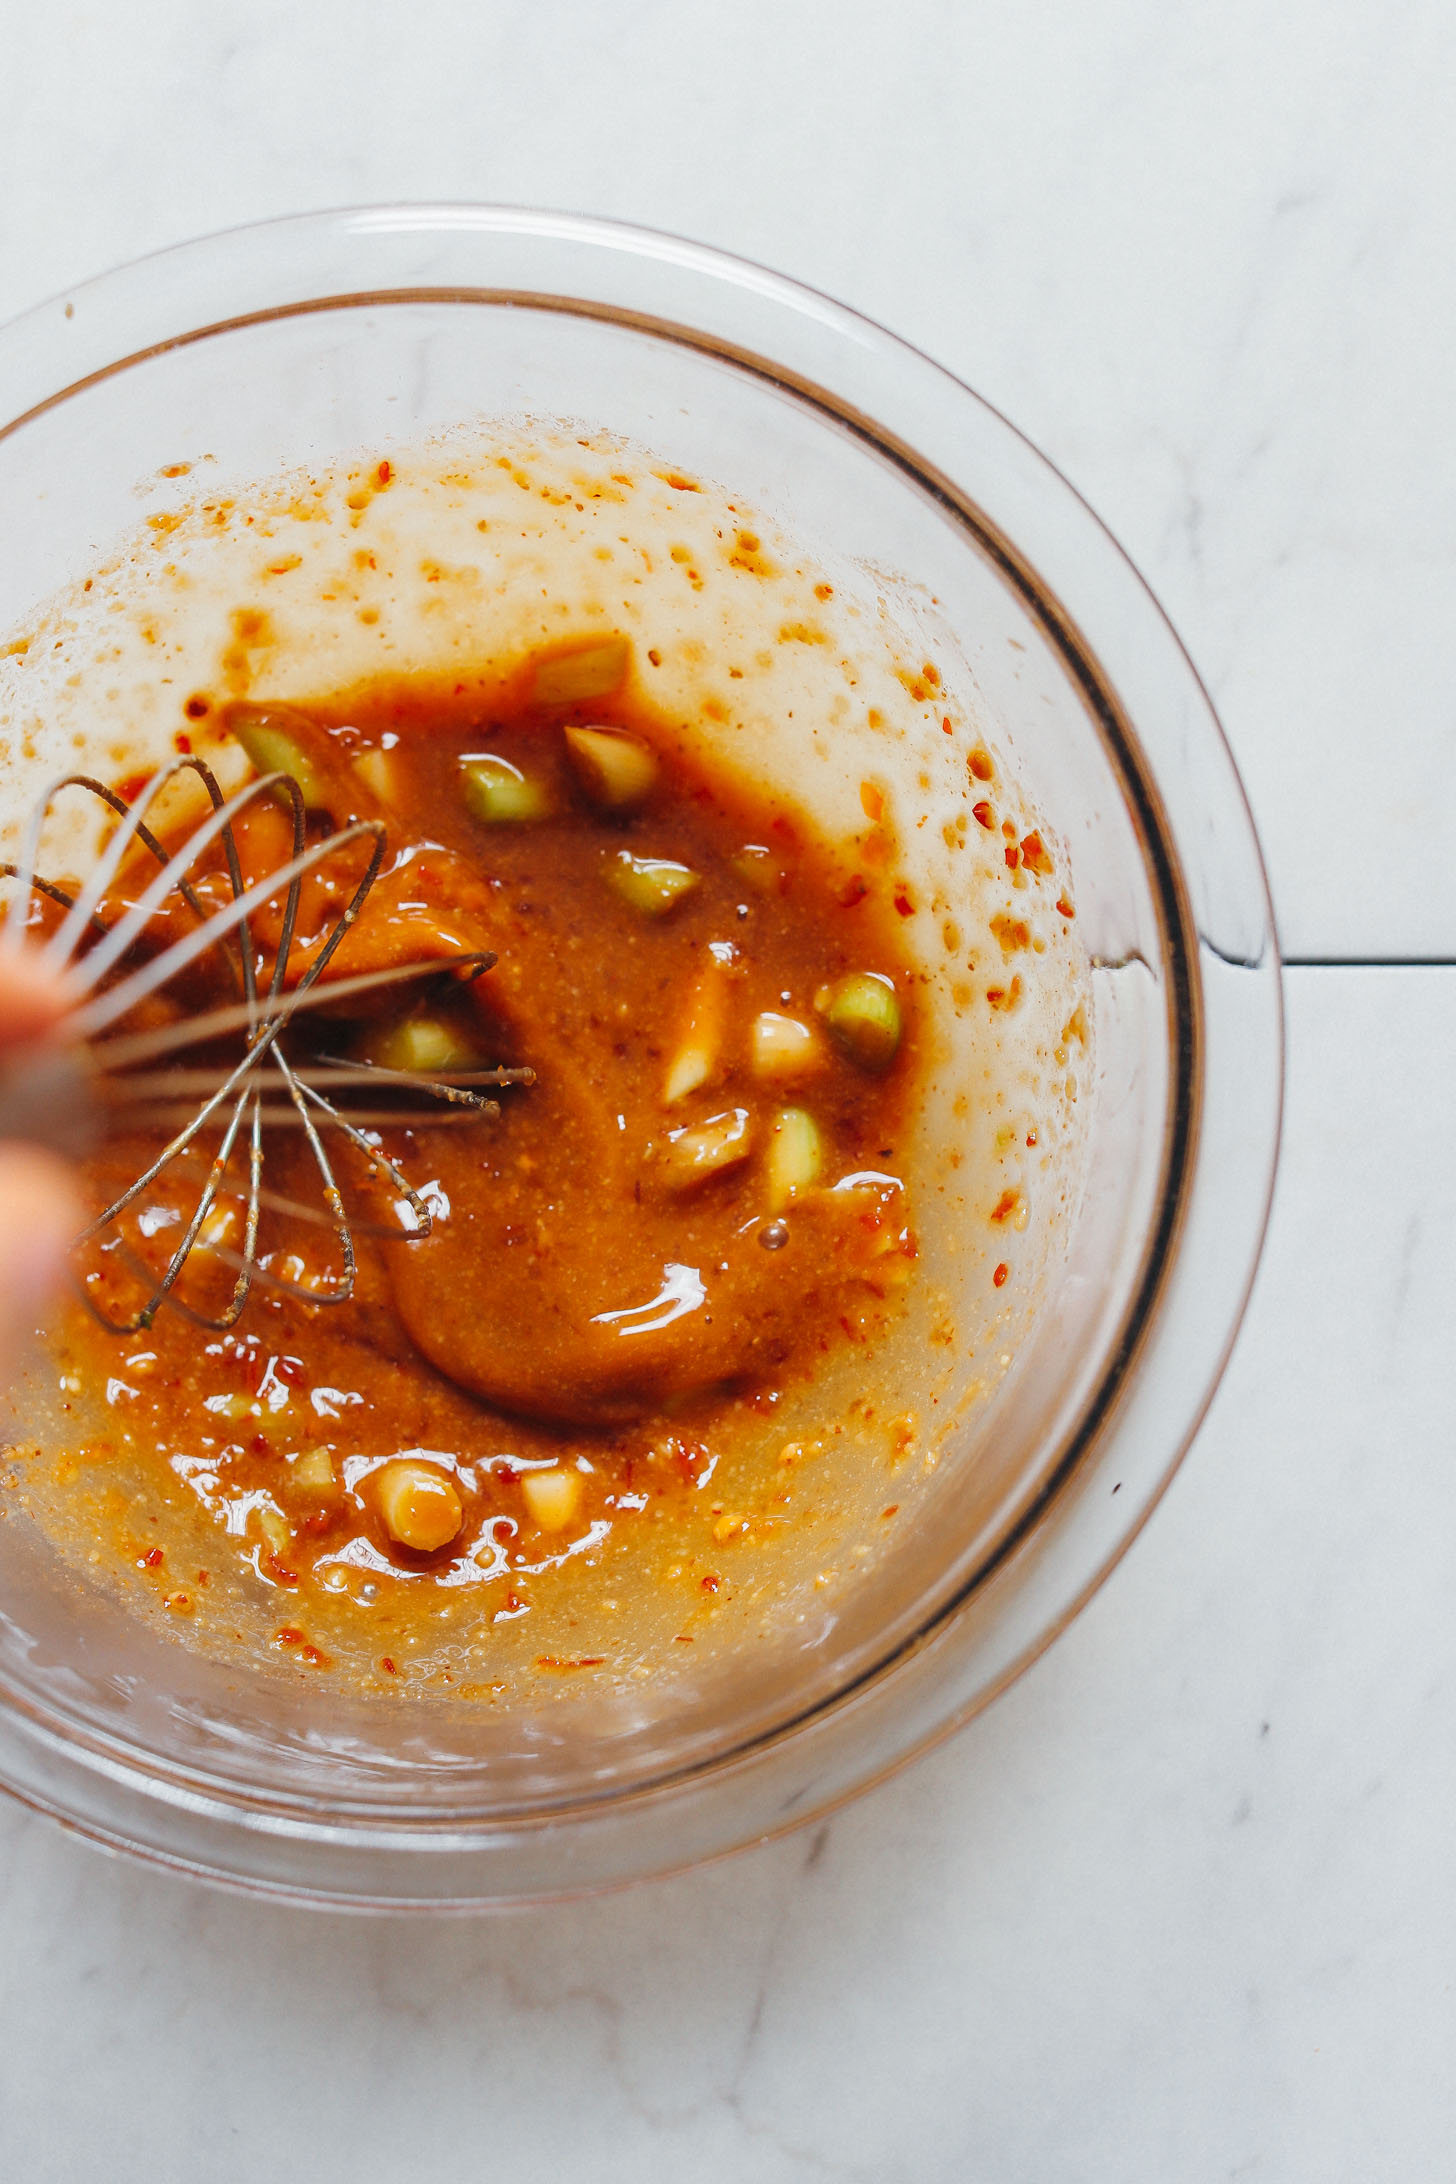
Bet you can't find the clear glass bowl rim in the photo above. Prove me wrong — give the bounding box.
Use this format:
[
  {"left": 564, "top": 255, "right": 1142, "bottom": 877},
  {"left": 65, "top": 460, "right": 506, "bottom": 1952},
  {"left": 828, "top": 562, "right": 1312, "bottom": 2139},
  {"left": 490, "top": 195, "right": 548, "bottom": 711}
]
[{"left": 0, "top": 203, "right": 1284, "bottom": 1902}]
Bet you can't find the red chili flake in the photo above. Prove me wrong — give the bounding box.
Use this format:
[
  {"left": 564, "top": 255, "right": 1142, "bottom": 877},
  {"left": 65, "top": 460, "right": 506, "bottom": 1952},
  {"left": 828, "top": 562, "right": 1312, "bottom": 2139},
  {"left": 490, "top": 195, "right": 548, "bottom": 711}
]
[
  {"left": 1019, "top": 830, "right": 1054, "bottom": 877},
  {"left": 275, "top": 1625, "right": 305, "bottom": 1647},
  {"left": 140, "top": 1546, "right": 164, "bottom": 1569},
  {"left": 993, "top": 1262, "right": 1009, "bottom": 1288},
  {"left": 376, "top": 459, "right": 393, "bottom": 485},
  {"left": 270, "top": 1355, "right": 305, "bottom": 1384},
  {"left": 503, "top": 1590, "right": 526, "bottom": 1614},
  {"left": 942, "top": 715, "right": 954, "bottom": 734},
  {"left": 380, "top": 1656, "right": 398, "bottom": 1675},
  {"left": 990, "top": 1190, "right": 1018, "bottom": 1224},
  {"left": 300, "top": 1645, "right": 328, "bottom": 1668},
  {"left": 114, "top": 770, "right": 152, "bottom": 806},
  {"left": 701, "top": 1572, "right": 721, "bottom": 1593},
  {"left": 173, "top": 731, "right": 193, "bottom": 754},
  {"left": 968, "top": 801, "right": 991, "bottom": 830},
  {"left": 838, "top": 875, "right": 869, "bottom": 908},
  {"left": 991, "top": 913, "right": 1031, "bottom": 953},
  {"left": 1004, "top": 843, "right": 1019, "bottom": 869},
  {"left": 669, "top": 1436, "right": 713, "bottom": 1485},
  {"left": 183, "top": 693, "right": 211, "bottom": 720},
  {"left": 1026, "top": 1129, "right": 1038, "bottom": 1147},
  {"left": 496, "top": 1462, "right": 519, "bottom": 1483},
  {"left": 968, "top": 748, "right": 995, "bottom": 782},
  {"left": 1056, "top": 894, "right": 1076, "bottom": 919},
  {"left": 880, "top": 1504, "right": 900, "bottom": 1519},
  {"left": 893, "top": 888, "right": 915, "bottom": 917}
]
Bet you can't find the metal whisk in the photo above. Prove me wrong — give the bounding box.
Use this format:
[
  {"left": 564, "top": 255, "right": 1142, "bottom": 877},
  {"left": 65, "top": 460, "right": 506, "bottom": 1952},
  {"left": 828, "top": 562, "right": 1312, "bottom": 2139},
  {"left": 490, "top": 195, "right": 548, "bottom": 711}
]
[{"left": 0, "top": 754, "right": 530, "bottom": 1334}]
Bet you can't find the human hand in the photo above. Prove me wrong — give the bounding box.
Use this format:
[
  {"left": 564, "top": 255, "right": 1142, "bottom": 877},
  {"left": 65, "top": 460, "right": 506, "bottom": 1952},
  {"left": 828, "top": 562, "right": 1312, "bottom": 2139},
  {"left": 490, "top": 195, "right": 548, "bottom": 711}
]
[{"left": 0, "top": 954, "right": 82, "bottom": 1385}]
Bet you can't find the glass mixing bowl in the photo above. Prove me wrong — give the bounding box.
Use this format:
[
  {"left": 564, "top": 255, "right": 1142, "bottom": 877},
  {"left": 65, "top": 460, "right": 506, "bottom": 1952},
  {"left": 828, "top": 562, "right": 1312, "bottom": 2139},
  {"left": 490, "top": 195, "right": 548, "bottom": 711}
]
[{"left": 0, "top": 208, "right": 1280, "bottom": 1905}]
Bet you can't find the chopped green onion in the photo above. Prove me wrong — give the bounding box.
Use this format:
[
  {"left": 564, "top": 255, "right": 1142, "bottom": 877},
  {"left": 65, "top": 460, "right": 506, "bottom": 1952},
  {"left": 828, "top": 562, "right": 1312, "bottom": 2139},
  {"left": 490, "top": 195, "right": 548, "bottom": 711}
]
[
  {"left": 765, "top": 1106, "right": 825, "bottom": 1213},
  {"left": 564, "top": 724, "right": 659, "bottom": 811},
  {"left": 821, "top": 972, "right": 903, "bottom": 1071},
  {"left": 460, "top": 753, "right": 552, "bottom": 824},
  {"left": 729, "top": 843, "right": 785, "bottom": 893},
  {"left": 364, "top": 1015, "right": 478, "bottom": 1075},
  {"left": 226, "top": 703, "right": 331, "bottom": 810},
  {"left": 606, "top": 849, "right": 700, "bottom": 917},
  {"left": 530, "top": 635, "right": 631, "bottom": 706}
]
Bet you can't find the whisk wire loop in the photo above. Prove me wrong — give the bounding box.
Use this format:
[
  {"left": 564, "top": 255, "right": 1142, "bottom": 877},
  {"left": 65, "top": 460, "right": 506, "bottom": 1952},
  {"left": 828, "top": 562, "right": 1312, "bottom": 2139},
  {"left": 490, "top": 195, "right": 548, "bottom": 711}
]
[
  {"left": 40, "top": 758, "right": 248, "bottom": 981},
  {"left": 1, "top": 753, "right": 522, "bottom": 1336}
]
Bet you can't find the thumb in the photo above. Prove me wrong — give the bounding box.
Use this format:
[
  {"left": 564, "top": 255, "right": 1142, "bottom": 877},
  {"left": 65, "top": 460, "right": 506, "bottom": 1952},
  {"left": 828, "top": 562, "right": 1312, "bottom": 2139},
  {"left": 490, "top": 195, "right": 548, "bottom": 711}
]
[{"left": 0, "top": 1145, "right": 81, "bottom": 1389}]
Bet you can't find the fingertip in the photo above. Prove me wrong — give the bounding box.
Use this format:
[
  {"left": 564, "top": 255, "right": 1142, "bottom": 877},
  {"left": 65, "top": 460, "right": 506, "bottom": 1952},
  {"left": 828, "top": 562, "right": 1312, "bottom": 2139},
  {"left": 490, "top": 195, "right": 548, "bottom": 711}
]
[
  {"left": 0, "top": 1145, "right": 81, "bottom": 1310},
  {"left": 0, "top": 950, "right": 69, "bottom": 1045}
]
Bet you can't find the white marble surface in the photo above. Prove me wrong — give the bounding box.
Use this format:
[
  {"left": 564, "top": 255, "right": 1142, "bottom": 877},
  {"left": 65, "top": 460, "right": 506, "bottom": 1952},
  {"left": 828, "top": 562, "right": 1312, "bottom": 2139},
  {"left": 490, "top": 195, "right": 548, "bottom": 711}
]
[
  {"left": 4, "top": 970, "right": 1454, "bottom": 2179},
  {"left": 1, "top": 3, "right": 1454, "bottom": 2176},
  {"left": 3, "top": 0, "right": 1454, "bottom": 958}
]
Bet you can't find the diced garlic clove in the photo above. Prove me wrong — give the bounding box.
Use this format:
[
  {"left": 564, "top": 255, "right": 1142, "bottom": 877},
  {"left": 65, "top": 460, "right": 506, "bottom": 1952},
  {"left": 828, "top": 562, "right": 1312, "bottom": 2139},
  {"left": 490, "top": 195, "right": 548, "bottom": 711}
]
[
  {"left": 606, "top": 850, "right": 700, "bottom": 917},
  {"left": 765, "top": 1106, "right": 825, "bottom": 1213},
  {"left": 255, "top": 1506, "right": 293, "bottom": 1556},
  {"left": 750, "top": 1010, "right": 822, "bottom": 1082},
  {"left": 374, "top": 1460, "right": 464, "bottom": 1553},
  {"left": 198, "top": 1201, "right": 241, "bottom": 1251},
  {"left": 663, "top": 966, "right": 728, "bottom": 1104},
  {"left": 461, "top": 754, "right": 552, "bottom": 824},
  {"left": 658, "top": 1107, "right": 753, "bottom": 1189},
  {"left": 206, "top": 1390, "right": 255, "bottom": 1423},
  {"left": 530, "top": 635, "right": 631, "bottom": 706},
  {"left": 564, "top": 725, "right": 659, "bottom": 811},
  {"left": 291, "top": 1448, "right": 338, "bottom": 1495},
  {"left": 352, "top": 746, "right": 399, "bottom": 803},
  {"left": 521, "top": 1467, "right": 583, "bottom": 1532}
]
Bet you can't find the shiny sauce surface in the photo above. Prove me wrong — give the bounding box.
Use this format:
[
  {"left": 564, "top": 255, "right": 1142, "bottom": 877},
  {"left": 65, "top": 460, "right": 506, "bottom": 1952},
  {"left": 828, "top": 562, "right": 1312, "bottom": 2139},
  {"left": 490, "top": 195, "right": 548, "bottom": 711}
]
[{"left": 55, "top": 661, "right": 921, "bottom": 1679}]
